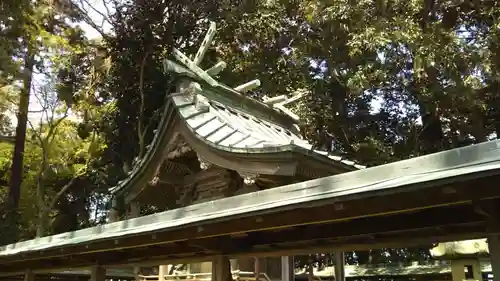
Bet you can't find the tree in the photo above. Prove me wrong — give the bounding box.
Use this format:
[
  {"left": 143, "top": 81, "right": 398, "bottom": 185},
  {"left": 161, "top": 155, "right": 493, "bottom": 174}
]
[
  {"left": 0, "top": 0, "right": 88, "bottom": 241},
  {"left": 0, "top": 0, "right": 113, "bottom": 240}
]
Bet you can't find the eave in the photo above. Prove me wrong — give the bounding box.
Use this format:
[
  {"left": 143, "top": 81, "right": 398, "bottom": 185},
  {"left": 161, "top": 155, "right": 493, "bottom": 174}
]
[
  {"left": 1, "top": 139, "right": 500, "bottom": 274},
  {"left": 110, "top": 89, "right": 364, "bottom": 200}
]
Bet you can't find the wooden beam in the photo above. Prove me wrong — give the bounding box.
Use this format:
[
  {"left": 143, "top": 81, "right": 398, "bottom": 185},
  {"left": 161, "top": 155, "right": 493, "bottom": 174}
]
[
  {"left": 243, "top": 204, "right": 483, "bottom": 246},
  {"left": 13, "top": 178, "right": 500, "bottom": 265},
  {"left": 0, "top": 209, "right": 488, "bottom": 275},
  {"left": 0, "top": 225, "right": 488, "bottom": 276},
  {"left": 0, "top": 189, "right": 496, "bottom": 268}
]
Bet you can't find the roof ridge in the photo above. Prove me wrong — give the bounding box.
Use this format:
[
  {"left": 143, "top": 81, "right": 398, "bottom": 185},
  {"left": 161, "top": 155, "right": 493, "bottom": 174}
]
[{"left": 166, "top": 21, "right": 307, "bottom": 129}]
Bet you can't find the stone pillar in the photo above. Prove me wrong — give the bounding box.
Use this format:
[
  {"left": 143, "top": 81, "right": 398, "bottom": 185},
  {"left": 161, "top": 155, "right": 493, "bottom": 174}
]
[
  {"left": 450, "top": 261, "right": 466, "bottom": 281},
  {"left": 450, "top": 259, "right": 482, "bottom": 281},
  {"left": 281, "top": 256, "right": 294, "bottom": 281},
  {"left": 489, "top": 235, "right": 500, "bottom": 281},
  {"left": 91, "top": 266, "right": 106, "bottom": 281},
  {"left": 334, "top": 252, "right": 345, "bottom": 281}
]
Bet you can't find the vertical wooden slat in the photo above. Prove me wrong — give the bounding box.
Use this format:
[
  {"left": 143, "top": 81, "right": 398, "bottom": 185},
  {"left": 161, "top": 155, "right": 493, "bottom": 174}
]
[
  {"left": 158, "top": 265, "right": 167, "bottom": 281},
  {"left": 24, "top": 269, "right": 35, "bottom": 281},
  {"left": 91, "top": 266, "right": 106, "bottom": 281},
  {"left": 281, "top": 256, "right": 294, "bottom": 281},
  {"left": 212, "top": 256, "right": 232, "bottom": 281},
  {"left": 334, "top": 252, "right": 345, "bottom": 281},
  {"left": 489, "top": 235, "right": 500, "bottom": 281},
  {"left": 254, "top": 257, "right": 260, "bottom": 281}
]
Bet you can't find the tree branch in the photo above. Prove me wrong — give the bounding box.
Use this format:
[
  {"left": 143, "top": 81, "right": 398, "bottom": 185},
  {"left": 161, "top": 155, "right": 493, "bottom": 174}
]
[
  {"left": 69, "top": 0, "right": 112, "bottom": 40},
  {"left": 137, "top": 51, "right": 150, "bottom": 158},
  {"left": 49, "top": 131, "right": 96, "bottom": 210}
]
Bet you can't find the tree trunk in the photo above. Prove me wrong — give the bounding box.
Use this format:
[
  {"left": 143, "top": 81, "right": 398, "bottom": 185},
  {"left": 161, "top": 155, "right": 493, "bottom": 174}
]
[
  {"left": 36, "top": 207, "right": 48, "bottom": 237},
  {"left": 5, "top": 45, "right": 34, "bottom": 242}
]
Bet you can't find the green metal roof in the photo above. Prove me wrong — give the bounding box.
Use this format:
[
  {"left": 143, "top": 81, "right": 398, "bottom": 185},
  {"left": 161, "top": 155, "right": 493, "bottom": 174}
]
[{"left": 2, "top": 139, "right": 500, "bottom": 258}]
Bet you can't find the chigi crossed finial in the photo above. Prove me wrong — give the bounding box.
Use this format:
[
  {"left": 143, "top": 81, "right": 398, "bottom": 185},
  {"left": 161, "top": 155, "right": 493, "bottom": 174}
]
[{"left": 168, "top": 21, "right": 306, "bottom": 121}]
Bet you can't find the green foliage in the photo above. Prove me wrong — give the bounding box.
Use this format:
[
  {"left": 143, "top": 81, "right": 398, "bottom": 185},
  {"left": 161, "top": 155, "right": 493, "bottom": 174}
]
[{"left": 0, "top": 0, "right": 111, "bottom": 241}]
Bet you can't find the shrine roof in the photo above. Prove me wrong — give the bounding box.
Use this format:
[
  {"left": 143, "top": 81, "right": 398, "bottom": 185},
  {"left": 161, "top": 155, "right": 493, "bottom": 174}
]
[
  {"left": 1, "top": 139, "right": 500, "bottom": 259},
  {"left": 168, "top": 78, "right": 364, "bottom": 169},
  {"left": 430, "top": 239, "right": 489, "bottom": 259}
]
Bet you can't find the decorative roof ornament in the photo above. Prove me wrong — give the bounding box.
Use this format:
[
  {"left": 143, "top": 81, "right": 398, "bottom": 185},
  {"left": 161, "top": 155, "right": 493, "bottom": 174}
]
[
  {"left": 263, "top": 88, "right": 309, "bottom": 122},
  {"left": 166, "top": 21, "right": 307, "bottom": 122},
  {"left": 178, "top": 79, "right": 210, "bottom": 110},
  {"left": 171, "top": 21, "right": 261, "bottom": 92},
  {"left": 197, "top": 154, "right": 212, "bottom": 170},
  {"left": 238, "top": 171, "right": 259, "bottom": 185}
]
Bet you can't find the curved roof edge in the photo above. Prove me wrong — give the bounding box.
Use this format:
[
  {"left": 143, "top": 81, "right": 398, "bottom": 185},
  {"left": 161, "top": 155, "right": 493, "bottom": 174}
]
[
  {"left": 109, "top": 91, "right": 364, "bottom": 198},
  {"left": 109, "top": 33, "right": 365, "bottom": 197}
]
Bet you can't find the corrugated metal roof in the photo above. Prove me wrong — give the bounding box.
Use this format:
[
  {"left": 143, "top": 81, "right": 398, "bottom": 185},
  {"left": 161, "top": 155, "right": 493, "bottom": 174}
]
[{"left": 2, "top": 139, "right": 500, "bottom": 257}]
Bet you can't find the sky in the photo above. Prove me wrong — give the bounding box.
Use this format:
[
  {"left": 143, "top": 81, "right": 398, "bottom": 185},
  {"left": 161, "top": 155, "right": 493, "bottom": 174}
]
[{"left": 11, "top": 0, "right": 112, "bottom": 129}]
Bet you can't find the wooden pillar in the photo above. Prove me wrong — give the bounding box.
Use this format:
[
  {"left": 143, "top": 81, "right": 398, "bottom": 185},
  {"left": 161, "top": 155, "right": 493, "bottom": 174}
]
[
  {"left": 159, "top": 265, "right": 167, "bottom": 281},
  {"left": 490, "top": 235, "right": 500, "bottom": 281},
  {"left": 24, "top": 270, "right": 34, "bottom": 281},
  {"left": 230, "top": 259, "right": 239, "bottom": 271},
  {"left": 128, "top": 201, "right": 141, "bottom": 281},
  {"left": 108, "top": 196, "right": 122, "bottom": 223},
  {"left": 281, "top": 256, "right": 294, "bottom": 281},
  {"left": 212, "top": 256, "right": 232, "bottom": 281},
  {"left": 254, "top": 257, "right": 260, "bottom": 281},
  {"left": 334, "top": 252, "right": 345, "bottom": 281},
  {"left": 91, "top": 266, "right": 106, "bottom": 281},
  {"left": 129, "top": 201, "right": 140, "bottom": 218}
]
